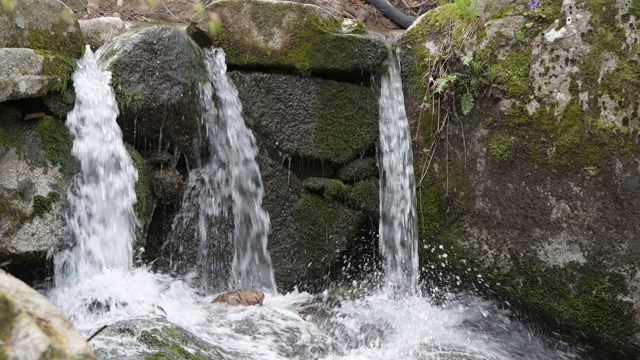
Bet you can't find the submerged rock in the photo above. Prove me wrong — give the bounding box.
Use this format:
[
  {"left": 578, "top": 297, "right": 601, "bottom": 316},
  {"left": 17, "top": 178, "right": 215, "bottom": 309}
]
[
  {"left": 398, "top": 0, "right": 640, "bottom": 356},
  {"left": 0, "top": 269, "right": 96, "bottom": 359},
  {"left": 99, "top": 25, "right": 208, "bottom": 160},
  {"left": 188, "top": 0, "right": 387, "bottom": 77},
  {"left": 91, "top": 318, "right": 223, "bottom": 360},
  {"left": 211, "top": 289, "right": 265, "bottom": 306}
]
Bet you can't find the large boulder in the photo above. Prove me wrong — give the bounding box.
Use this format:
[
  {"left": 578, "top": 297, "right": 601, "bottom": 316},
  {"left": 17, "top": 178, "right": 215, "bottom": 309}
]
[
  {"left": 230, "top": 71, "right": 379, "bottom": 164},
  {"left": 98, "top": 25, "right": 208, "bottom": 160},
  {"left": 211, "top": 289, "right": 265, "bottom": 306},
  {"left": 0, "top": 269, "right": 96, "bottom": 359},
  {"left": 0, "top": 108, "right": 74, "bottom": 280},
  {"left": 79, "top": 17, "right": 129, "bottom": 51},
  {"left": 0, "top": 0, "right": 83, "bottom": 103},
  {"left": 398, "top": 0, "right": 640, "bottom": 356},
  {"left": 0, "top": 0, "right": 83, "bottom": 57},
  {"left": 188, "top": 0, "right": 387, "bottom": 78}
]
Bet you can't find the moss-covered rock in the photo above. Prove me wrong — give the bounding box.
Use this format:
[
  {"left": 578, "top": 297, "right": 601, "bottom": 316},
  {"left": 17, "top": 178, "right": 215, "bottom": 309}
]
[
  {"left": 0, "top": 0, "right": 84, "bottom": 58},
  {"left": 89, "top": 319, "right": 222, "bottom": 360},
  {"left": 0, "top": 269, "right": 96, "bottom": 359},
  {"left": 344, "top": 177, "right": 379, "bottom": 219},
  {"left": 99, "top": 26, "right": 208, "bottom": 161},
  {"left": 0, "top": 48, "right": 75, "bottom": 102},
  {"left": 302, "top": 177, "right": 346, "bottom": 200},
  {"left": 187, "top": 0, "right": 386, "bottom": 78},
  {"left": 125, "top": 144, "right": 152, "bottom": 249},
  {"left": 337, "top": 157, "right": 377, "bottom": 183},
  {"left": 0, "top": 110, "right": 75, "bottom": 280},
  {"left": 398, "top": 0, "right": 640, "bottom": 356},
  {"left": 230, "top": 71, "right": 378, "bottom": 164}
]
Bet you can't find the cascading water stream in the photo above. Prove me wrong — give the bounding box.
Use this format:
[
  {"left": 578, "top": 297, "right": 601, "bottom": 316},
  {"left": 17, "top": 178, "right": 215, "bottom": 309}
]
[
  {"left": 46, "top": 41, "right": 582, "bottom": 360},
  {"left": 378, "top": 48, "right": 419, "bottom": 293},
  {"left": 53, "top": 45, "right": 139, "bottom": 286},
  {"left": 168, "top": 48, "right": 276, "bottom": 292}
]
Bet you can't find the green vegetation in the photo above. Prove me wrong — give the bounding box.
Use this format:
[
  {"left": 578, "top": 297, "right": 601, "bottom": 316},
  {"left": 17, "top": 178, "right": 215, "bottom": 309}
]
[
  {"left": 125, "top": 144, "right": 150, "bottom": 246},
  {"left": 37, "top": 116, "right": 73, "bottom": 168},
  {"left": 32, "top": 192, "right": 61, "bottom": 218}
]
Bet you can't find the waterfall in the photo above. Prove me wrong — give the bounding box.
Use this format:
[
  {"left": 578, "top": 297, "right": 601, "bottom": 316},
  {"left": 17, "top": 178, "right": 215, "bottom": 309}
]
[
  {"left": 53, "top": 46, "right": 139, "bottom": 286},
  {"left": 378, "top": 49, "right": 419, "bottom": 293},
  {"left": 168, "top": 48, "right": 276, "bottom": 292}
]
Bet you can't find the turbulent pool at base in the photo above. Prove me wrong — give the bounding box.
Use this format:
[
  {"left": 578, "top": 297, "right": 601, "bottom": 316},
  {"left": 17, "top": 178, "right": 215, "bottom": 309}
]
[{"left": 46, "top": 47, "right": 582, "bottom": 360}]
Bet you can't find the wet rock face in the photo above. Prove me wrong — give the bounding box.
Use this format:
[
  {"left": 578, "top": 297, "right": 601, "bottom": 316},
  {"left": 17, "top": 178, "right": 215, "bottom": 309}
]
[
  {"left": 99, "top": 25, "right": 208, "bottom": 161},
  {"left": 0, "top": 269, "right": 96, "bottom": 359},
  {"left": 211, "top": 289, "right": 265, "bottom": 306},
  {"left": 398, "top": 0, "right": 640, "bottom": 355},
  {"left": 188, "top": 0, "right": 387, "bottom": 78},
  {"left": 231, "top": 71, "right": 379, "bottom": 164}
]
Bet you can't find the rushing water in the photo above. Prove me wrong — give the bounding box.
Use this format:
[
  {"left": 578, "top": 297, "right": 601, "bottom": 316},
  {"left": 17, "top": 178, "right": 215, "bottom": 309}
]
[
  {"left": 53, "top": 45, "right": 139, "bottom": 286},
  {"left": 48, "top": 45, "right": 582, "bottom": 360},
  {"left": 167, "top": 48, "right": 276, "bottom": 292},
  {"left": 378, "top": 49, "right": 419, "bottom": 292}
]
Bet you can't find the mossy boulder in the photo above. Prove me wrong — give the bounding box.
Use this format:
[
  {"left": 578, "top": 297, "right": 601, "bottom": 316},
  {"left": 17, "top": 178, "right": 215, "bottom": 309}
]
[
  {"left": 337, "top": 157, "right": 377, "bottom": 183},
  {"left": 187, "top": 0, "right": 386, "bottom": 77},
  {"left": 90, "top": 319, "right": 222, "bottom": 360},
  {"left": 0, "top": 48, "right": 75, "bottom": 103},
  {"left": 98, "top": 26, "right": 208, "bottom": 160},
  {"left": 230, "top": 71, "right": 378, "bottom": 164},
  {"left": 0, "top": 269, "right": 96, "bottom": 359},
  {"left": 0, "top": 0, "right": 84, "bottom": 58},
  {"left": 0, "top": 109, "right": 75, "bottom": 280},
  {"left": 398, "top": 0, "right": 640, "bottom": 356}
]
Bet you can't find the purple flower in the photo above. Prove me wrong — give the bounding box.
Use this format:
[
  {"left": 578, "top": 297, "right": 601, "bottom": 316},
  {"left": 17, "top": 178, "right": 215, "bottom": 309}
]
[{"left": 528, "top": 0, "right": 543, "bottom": 10}]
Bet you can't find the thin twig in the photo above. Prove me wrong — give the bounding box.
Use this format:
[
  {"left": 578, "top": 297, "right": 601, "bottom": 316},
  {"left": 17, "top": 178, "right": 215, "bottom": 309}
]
[{"left": 86, "top": 325, "right": 108, "bottom": 342}]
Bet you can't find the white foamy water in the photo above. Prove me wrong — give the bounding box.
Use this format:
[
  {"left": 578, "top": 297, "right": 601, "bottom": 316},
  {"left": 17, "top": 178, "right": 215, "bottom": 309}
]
[
  {"left": 378, "top": 49, "right": 419, "bottom": 292},
  {"left": 53, "top": 46, "right": 138, "bottom": 286},
  {"left": 49, "top": 269, "right": 581, "bottom": 360}
]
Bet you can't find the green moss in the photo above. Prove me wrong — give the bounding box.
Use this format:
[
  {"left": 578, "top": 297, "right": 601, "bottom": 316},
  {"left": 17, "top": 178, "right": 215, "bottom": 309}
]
[
  {"left": 493, "top": 262, "right": 640, "bottom": 357},
  {"left": 25, "top": 14, "right": 84, "bottom": 59},
  {"left": 491, "top": 48, "right": 531, "bottom": 98},
  {"left": 630, "top": 0, "right": 640, "bottom": 17},
  {"left": 0, "top": 106, "right": 22, "bottom": 148},
  {"left": 33, "top": 50, "right": 75, "bottom": 92},
  {"left": 312, "top": 82, "right": 378, "bottom": 163},
  {"left": 192, "top": 0, "right": 386, "bottom": 76},
  {"left": 487, "top": 133, "right": 512, "bottom": 161},
  {"left": 125, "top": 144, "right": 150, "bottom": 245},
  {"left": 32, "top": 192, "right": 60, "bottom": 218},
  {"left": 36, "top": 115, "right": 72, "bottom": 168},
  {"left": 292, "top": 193, "right": 363, "bottom": 284},
  {"left": 344, "top": 178, "right": 379, "bottom": 217},
  {"left": 139, "top": 327, "right": 218, "bottom": 360},
  {"left": 337, "top": 157, "right": 377, "bottom": 183},
  {"left": 302, "top": 177, "right": 347, "bottom": 200}
]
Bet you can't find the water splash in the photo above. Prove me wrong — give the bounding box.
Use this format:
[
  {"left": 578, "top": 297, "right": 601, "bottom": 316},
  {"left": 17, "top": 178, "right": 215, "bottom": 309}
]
[
  {"left": 53, "top": 46, "right": 138, "bottom": 286},
  {"left": 167, "top": 48, "right": 276, "bottom": 292},
  {"left": 378, "top": 49, "right": 419, "bottom": 292}
]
